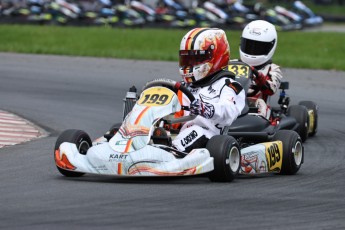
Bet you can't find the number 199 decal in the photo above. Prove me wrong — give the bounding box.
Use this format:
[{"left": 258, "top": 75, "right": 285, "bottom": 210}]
[
  {"left": 138, "top": 87, "right": 175, "bottom": 106},
  {"left": 264, "top": 141, "right": 283, "bottom": 172}
]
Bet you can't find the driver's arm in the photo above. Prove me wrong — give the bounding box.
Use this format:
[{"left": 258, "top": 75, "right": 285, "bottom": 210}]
[
  {"left": 171, "top": 90, "right": 185, "bottom": 130},
  {"left": 211, "top": 80, "right": 246, "bottom": 126}
]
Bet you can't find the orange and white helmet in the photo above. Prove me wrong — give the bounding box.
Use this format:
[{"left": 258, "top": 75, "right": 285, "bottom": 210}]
[{"left": 179, "top": 28, "right": 230, "bottom": 84}]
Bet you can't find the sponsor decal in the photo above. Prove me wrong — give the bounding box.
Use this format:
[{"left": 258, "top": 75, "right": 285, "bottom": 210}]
[
  {"left": 92, "top": 165, "right": 108, "bottom": 171},
  {"left": 190, "top": 88, "right": 199, "bottom": 94},
  {"left": 115, "top": 140, "right": 128, "bottom": 145},
  {"left": 249, "top": 28, "right": 261, "bottom": 36},
  {"left": 240, "top": 150, "right": 268, "bottom": 174},
  {"left": 181, "top": 130, "right": 198, "bottom": 147},
  {"left": 208, "top": 85, "right": 216, "bottom": 94},
  {"left": 202, "top": 101, "right": 215, "bottom": 119},
  {"left": 109, "top": 153, "right": 129, "bottom": 162}
]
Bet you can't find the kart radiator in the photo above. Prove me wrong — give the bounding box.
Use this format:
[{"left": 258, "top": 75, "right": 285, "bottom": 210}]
[{"left": 123, "top": 86, "right": 137, "bottom": 121}]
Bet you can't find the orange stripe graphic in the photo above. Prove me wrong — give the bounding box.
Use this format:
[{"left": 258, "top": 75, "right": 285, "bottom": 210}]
[
  {"left": 184, "top": 28, "right": 206, "bottom": 50},
  {"left": 118, "top": 162, "right": 122, "bottom": 175},
  {"left": 134, "top": 106, "right": 150, "bottom": 124},
  {"left": 124, "top": 139, "right": 132, "bottom": 153},
  {"left": 122, "top": 106, "right": 150, "bottom": 154},
  {"left": 128, "top": 165, "right": 197, "bottom": 176}
]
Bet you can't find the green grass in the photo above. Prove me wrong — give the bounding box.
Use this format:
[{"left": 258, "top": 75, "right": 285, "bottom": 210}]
[
  {"left": 0, "top": 25, "right": 344, "bottom": 71},
  {"left": 310, "top": 4, "right": 345, "bottom": 16}
]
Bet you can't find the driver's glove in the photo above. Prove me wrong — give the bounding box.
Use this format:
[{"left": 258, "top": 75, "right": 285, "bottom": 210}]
[
  {"left": 254, "top": 71, "right": 267, "bottom": 87},
  {"left": 253, "top": 71, "right": 273, "bottom": 93},
  {"left": 189, "top": 99, "right": 215, "bottom": 119}
]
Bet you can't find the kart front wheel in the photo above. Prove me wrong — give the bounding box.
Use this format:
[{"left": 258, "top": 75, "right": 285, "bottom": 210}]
[
  {"left": 273, "top": 130, "right": 304, "bottom": 175},
  {"left": 206, "top": 135, "right": 241, "bottom": 182},
  {"left": 287, "top": 105, "right": 309, "bottom": 142},
  {"left": 299, "top": 101, "right": 318, "bottom": 137},
  {"left": 54, "top": 129, "right": 92, "bottom": 177}
]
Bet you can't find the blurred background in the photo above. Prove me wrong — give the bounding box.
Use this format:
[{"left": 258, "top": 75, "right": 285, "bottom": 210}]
[{"left": 0, "top": 0, "right": 343, "bottom": 30}]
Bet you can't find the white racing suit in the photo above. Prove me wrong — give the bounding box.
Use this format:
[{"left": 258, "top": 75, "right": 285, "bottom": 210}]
[
  {"left": 248, "top": 63, "right": 283, "bottom": 119},
  {"left": 172, "top": 72, "right": 246, "bottom": 152}
]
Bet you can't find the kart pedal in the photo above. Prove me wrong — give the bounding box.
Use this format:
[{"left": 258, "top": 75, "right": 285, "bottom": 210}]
[{"left": 152, "top": 127, "right": 172, "bottom": 146}]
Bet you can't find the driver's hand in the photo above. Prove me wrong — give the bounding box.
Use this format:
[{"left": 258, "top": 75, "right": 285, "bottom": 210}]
[
  {"left": 190, "top": 99, "right": 215, "bottom": 119},
  {"left": 254, "top": 72, "right": 268, "bottom": 88}
]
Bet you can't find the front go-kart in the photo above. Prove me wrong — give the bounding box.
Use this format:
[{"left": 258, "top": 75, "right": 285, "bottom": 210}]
[{"left": 54, "top": 79, "right": 241, "bottom": 182}]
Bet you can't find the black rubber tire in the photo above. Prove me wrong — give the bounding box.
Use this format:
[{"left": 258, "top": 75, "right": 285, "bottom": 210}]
[
  {"left": 104, "top": 122, "right": 122, "bottom": 141},
  {"left": 54, "top": 129, "right": 92, "bottom": 177},
  {"left": 206, "top": 135, "right": 241, "bottom": 182},
  {"left": 299, "top": 101, "right": 318, "bottom": 137},
  {"left": 272, "top": 130, "right": 304, "bottom": 175},
  {"left": 287, "top": 105, "right": 309, "bottom": 142},
  {"left": 108, "top": 123, "right": 122, "bottom": 134}
]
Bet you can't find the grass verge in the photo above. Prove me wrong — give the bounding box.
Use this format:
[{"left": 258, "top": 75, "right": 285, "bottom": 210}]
[{"left": 0, "top": 24, "right": 344, "bottom": 71}]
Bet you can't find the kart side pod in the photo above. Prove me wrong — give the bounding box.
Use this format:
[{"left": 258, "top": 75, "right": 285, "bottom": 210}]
[
  {"left": 240, "top": 141, "right": 284, "bottom": 174},
  {"left": 240, "top": 130, "right": 304, "bottom": 175}
]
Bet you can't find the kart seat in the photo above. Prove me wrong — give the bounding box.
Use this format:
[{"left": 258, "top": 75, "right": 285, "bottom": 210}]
[{"left": 227, "top": 114, "right": 270, "bottom": 132}]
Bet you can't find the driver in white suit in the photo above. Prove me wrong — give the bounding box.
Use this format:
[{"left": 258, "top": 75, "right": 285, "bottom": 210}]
[{"left": 171, "top": 28, "right": 246, "bottom": 153}]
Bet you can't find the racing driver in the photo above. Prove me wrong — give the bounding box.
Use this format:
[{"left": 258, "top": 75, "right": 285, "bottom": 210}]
[
  {"left": 239, "top": 20, "right": 283, "bottom": 119},
  {"left": 171, "top": 28, "right": 246, "bottom": 153}
]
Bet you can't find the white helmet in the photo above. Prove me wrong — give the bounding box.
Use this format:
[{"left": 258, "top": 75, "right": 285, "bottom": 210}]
[
  {"left": 240, "top": 20, "right": 277, "bottom": 67},
  {"left": 179, "top": 28, "right": 230, "bottom": 84}
]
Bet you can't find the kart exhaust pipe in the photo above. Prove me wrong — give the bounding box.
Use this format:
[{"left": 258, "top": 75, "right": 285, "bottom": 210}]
[{"left": 123, "top": 86, "right": 137, "bottom": 121}]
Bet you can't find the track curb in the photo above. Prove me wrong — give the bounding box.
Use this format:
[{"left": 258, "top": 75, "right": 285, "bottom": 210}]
[{"left": 0, "top": 110, "right": 48, "bottom": 148}]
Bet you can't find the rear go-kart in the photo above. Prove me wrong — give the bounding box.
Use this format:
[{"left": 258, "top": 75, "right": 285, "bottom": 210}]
[
  {"left": 54, "top": 77, "right": 304, "bottom": 182},
  {"left": 226, "top": 61, "right": 318, "bottom": 143}
]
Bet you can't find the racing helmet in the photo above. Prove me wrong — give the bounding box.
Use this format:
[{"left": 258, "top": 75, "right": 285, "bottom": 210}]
[
  {"left": 179, "top": 28, "right": 230, "bottom": 84},
  {"left": 240, "top": 20, "right": 277, "bottom": 67}
]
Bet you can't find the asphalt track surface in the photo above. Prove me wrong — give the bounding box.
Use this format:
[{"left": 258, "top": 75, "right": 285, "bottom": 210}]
[{"left": 0, "top": 53, "right": 344, "bottom": 230}]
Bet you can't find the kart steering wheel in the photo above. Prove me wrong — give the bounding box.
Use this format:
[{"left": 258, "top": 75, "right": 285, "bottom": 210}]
[{"left": 142, "top": 78, "right": 195, "bottom": 110}]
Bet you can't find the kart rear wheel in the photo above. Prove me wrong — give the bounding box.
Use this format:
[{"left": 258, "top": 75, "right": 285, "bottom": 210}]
[
  {"left": 287, "top": 105, "right": 309, "bottom": 142},
  {"left": 206, "top": 135, "right": 241, "bottom": 182},
  {"left": 299, "top": 101, "right": 318, "bottom": 137},
  {"left": 273, "top": 130, "right": 303, "bottom": 175},
  {"left": 54, "top": 129, "right": 92, "bottom": 177}
]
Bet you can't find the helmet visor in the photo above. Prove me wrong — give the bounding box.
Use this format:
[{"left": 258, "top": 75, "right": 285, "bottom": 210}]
[
  {"left": 179, "top": 49, "right": 213, "bottom": 67},
  {"left": 240, "top": 37, "right": 275, "bottom": 56}
]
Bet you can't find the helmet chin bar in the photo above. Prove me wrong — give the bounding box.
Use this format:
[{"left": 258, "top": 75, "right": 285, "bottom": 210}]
[
  {"left": 240, "top": 52, "right": 270, "bottom": 67},
  {"left": 180, "top": 63, "right": 211, "bottom": 83}
]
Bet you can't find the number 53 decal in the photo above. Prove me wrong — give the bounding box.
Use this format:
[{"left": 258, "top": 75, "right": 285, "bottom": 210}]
[{"left": 138, "top": 87, "right": 175, "bottom": 106}]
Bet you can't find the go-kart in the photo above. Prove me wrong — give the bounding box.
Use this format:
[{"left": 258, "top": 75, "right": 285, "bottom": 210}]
[
  {"left": 54, "top": 77, "right": 304, "bottom": 182},
  {"left": 225, "top": 61, "right": 318, "bottom": 142}
]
